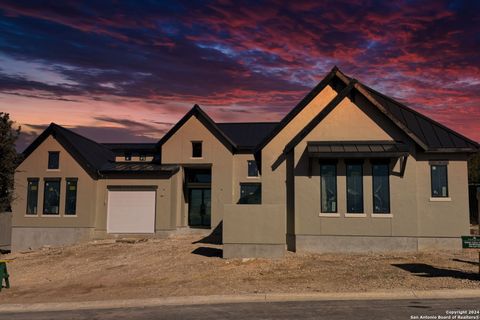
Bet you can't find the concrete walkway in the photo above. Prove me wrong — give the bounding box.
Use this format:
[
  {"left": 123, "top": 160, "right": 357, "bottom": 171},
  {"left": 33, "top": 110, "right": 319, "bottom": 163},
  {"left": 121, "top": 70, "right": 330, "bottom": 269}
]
[{"left": 0, "top": 289, "right": 479, "bottom": 313}]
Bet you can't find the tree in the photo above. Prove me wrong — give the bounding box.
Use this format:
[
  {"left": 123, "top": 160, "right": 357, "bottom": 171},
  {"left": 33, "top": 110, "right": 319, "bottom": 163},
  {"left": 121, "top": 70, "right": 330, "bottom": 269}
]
[
  {"left": 0, "top": 113, "right": 20, "bottom": 212},
  {"left": 468, "top": 153, "right": 480, "bottom": 184}
]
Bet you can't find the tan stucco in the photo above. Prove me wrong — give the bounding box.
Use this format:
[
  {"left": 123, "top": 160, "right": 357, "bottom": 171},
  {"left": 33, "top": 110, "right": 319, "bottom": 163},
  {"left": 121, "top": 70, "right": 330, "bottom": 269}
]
[
  {"left": 93, "top": 175, "right": 178, "bottom": 238},
  {"left": 290, "top": 95, "right": 470, "bottom": 243},
  {"left": 161, "top": 116, "right": 234, "bottom": 228},
  {"left": 11, "top": 80, "right": 474, "bottom": 256},
  {"left": 13, "top": 135, "right": 97, "bottom": 229}
]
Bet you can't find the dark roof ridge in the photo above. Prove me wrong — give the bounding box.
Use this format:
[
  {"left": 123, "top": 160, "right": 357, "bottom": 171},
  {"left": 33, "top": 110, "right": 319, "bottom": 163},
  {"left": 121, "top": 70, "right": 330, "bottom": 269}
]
[
  {"left": 360, "top": 84, "right": 479, "bottom": 148},
  {"left": 254, "top": 66, "right": 342, "bottom": 154},
  {"left": 156, "top": 104, "right": 237, "bottom": 152},
  {"left": 283, "top": 79, "right": 357, "bottom": 154},
  {"left": 333, "top": 69, "right": 479, "bottom": 151},
  {"left": 50, "top": 123, "right": 114, "bottom": 153}
]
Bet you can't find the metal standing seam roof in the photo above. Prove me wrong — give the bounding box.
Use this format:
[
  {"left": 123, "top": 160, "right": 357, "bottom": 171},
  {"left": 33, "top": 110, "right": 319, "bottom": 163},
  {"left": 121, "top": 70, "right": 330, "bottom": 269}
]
[
  {"left": 335, "top": 69, "right": 479, "bottom": 152},
  {"left": 280, "top": 68, "right": 479, "bottom": 155},
  {"left": 307, "top": 141, "right": 410, "bottom": 158}
]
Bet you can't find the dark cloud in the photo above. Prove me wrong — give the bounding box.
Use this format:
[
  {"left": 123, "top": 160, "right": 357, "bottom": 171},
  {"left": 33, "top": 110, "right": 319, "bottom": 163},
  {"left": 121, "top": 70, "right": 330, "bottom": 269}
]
[{"left": 0, "top": 0, "right": 479, "bottom": 142}]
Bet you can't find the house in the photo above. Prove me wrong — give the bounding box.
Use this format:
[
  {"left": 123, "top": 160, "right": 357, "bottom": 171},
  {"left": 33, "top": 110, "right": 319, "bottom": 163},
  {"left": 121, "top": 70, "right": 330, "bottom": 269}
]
[{"left": 12, "top": 67, "right": 479, "bottom": 257}]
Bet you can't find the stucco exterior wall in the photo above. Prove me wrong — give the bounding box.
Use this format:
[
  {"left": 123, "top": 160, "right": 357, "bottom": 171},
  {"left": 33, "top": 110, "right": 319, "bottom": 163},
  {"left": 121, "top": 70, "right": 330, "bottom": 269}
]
[
  {"left": 415, "top": 155, "right": 470, "bottom": 237},
  {"left": 261, "top": 85, "right": 338, "bottom": 207},
  {"left": 161, "top": 116, "right": 234, "bottom": 229},
  {"left": 289, "top": 95, "right": 470, "bottom": 250},
  {"left": 13, "top": 135, "right": 97, "bottom": 229},
  {"left": 223, "top": 204, "right": 285, "bottom": 258},
  {"left": 93, "top": 175, "right": 178, "bottom": 238},
  {"left": 232, "top": 154, "right": 261, "bottom": 202}
]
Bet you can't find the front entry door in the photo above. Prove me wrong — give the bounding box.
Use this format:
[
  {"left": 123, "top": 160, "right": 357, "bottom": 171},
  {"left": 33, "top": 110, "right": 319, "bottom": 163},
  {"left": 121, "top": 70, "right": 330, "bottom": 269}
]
[{"left": 188, "top": 188, "right": 211, "bottom": 227}]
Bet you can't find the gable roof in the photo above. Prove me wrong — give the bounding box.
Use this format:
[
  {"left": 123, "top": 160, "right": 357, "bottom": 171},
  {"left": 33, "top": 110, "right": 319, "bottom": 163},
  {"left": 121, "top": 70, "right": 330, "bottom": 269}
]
[
  {"left": 21, "top": 123, "right": 115, "bottom": 178},
  {"left": 333, "top": 69, "right": 479, "bottom": 152},
  {"left": 261, "top": 67, "right": 479, "bottom": 156},
  {"left": 217, "top": 122, "right": 278, "bottom": 151},
  {"left": 156, "top": 104, "right": 237, "bottom": 152},
  {"left": 254, "top": 66, "right": 343, "bottom": 154}
]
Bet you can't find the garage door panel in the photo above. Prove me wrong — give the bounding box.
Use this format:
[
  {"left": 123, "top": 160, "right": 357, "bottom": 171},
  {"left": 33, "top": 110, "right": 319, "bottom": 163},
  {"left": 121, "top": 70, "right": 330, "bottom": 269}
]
[{"left": 107, "top": 190, "right": 156, "bottom": 234}]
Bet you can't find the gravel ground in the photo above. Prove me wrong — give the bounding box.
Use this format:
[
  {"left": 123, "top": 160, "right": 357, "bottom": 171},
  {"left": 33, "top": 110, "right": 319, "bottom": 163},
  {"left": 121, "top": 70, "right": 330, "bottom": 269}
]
[{"left": 0, "top": 234, "right": 479, "bottom": 304}]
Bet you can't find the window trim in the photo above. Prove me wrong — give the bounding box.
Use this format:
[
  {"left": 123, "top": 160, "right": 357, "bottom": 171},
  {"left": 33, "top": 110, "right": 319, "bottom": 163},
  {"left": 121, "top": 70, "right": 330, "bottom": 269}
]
[
  {"left": 47, "top": 151, "right": 60, "bottom": 170},
  {"left": 247, "top": 160, "right": 259, "bottom": 178},
  {"left": 371, "top": 162, "right": 391, "bottom": 214},
  {"left": 346, "top": 161, "right": 364, "bottom": 213},
  {"left": 26, "top": 178, "right": 39, "bottom": 215},
  {"left": 191, "top": 141, "right": 203, "bottom": 158},
  {"left": 320, "top": 162, "right": 338, "bottom": 214},
  {"left": 430, "top": 163, "right": 449, "bottom": 198},
  {"left": 42, "top": 178, "right": 61, "bottom": 215},
  {"left": 65, "top": 178, "right": 78, "bottom": 216},
  {"left": 239, "top": 182, "right": 262, "bottom": 205}
]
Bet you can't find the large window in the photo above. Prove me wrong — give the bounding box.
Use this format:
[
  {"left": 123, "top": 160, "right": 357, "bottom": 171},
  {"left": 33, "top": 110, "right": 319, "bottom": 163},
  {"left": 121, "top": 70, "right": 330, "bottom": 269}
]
[
  {"left": 372, "top": 163, "right": 390, "bottom": 213},
  {"left": 48, "top": 151, "right": 60, "bottom": 169},
  {"left": 247, "top": 160, "right": 259, "bottom": 177},
  {"left": 65, "top": 178, "right": 78, "bottom": 215},
  {"left": 346, "top": 163, "right": 363, "bottom": 213},
  {"left": 26, "top": 178, "right": 39, "bottom": 215},
  {"left": 239, "top": 183, "right": 261, "bottom": 204},
  {"left": 320, "top": 163, "right": 337, "bottom": 213},
  {"left": 192, "top": 141, "right": 202, "bottom": 158},
  {"left": 43, "top": 179, "right": 60, "bottom": 215},
  {"left": 431, "top": 164, "right": 448, "bottom": 197}
]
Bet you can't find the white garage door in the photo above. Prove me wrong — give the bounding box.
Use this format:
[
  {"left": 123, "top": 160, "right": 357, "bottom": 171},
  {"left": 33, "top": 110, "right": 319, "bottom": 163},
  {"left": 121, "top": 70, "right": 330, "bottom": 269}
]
[{"left": 107, "top": 190, "right": 156, "bottom": 234}]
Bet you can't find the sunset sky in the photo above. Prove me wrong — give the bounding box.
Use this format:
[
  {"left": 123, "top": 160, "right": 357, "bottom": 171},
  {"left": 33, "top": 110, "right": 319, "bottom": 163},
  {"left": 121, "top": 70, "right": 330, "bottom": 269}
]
[{"left": 0, "top": 0, "right": 479, "bottom": 151}]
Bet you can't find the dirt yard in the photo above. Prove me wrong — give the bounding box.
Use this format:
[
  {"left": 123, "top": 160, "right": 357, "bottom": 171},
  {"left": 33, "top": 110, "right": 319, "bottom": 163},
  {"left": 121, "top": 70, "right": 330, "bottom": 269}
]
[{"left": 0, "top": 234, "right": 479, "bottom": 304}]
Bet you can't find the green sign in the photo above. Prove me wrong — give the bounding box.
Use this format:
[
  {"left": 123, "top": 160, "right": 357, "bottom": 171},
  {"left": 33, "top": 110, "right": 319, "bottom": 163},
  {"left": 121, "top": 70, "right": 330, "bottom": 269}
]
[{"left": 462, "top": 236, "right": 480, "bottom": 249}]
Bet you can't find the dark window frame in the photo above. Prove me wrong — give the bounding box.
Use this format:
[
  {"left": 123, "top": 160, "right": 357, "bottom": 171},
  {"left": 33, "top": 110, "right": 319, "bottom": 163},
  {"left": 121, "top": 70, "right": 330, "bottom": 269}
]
[
  {"left": 43, "top": 178, "right": 61, "bottom": 215},
  {"left": 430, "top": 163, "right": 449, "bottom": 198},
  {"left": 239, "top": 182, "right": 262, "bottom": 205},
  {"left": 26, "top": 178, "right": 39, "bottom": 215},
  {"left": 346, "top": 161, "right": 364, "bottom": 213},
  {"left": 372, "top": 162, "right": 391, "bottom": 213},
  {"left": 48, "top": 151, "right": 60, "bottom": 169},
  {"left": 320, "top": 162, "right": 337, "bottom": 213},
  {"left": 65, "top": 178, "right": 78, "bottom": 215},
  {"left": 192, "top": 141, "right": 203, "bottom": 158},
  {"left": 247, "top": 160, "right": 259, "bottom": 177}
]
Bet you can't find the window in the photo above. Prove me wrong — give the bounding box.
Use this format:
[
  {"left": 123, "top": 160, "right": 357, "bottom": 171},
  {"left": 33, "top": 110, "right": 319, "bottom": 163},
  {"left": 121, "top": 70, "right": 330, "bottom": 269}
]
[
  {"left": 372, "top": 163, "right": 390, "bottom": 213},
  {"left": 431, "top": 164, "right": 448, "bottom": 197},
  {"left": 48, "top": 151, "right": 59, "bottom": 169},
  {"left": 43, "top": 179, "right": 60, "bottom": 215},
  {"left": 247, "top": 160, "right": 259, "bottom": 177},
  {"left": 320, "top": 163, "right": 337, "bottom": 213},
  {"left": 139, "top": 154, "right": 146, "bottom": 161},
  {"left": 26, "top": 178, "right": 39, "bottom": 215},
  {"left": 346, "top": 163, "right": 363, "bottom": 213},
  {"left": 65, "top": 179, "right": 78, "bottom": 215},
  {"left": 124, "top": 153, "right": 132, "bottom": 161},
  {"left": 192, "top": 141, "right": 202, "bottom": 158},
  {"left": 239, "top": 183, "right": 261, "bottom": 204}
]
